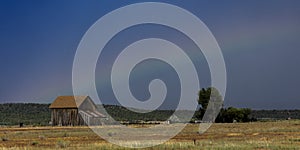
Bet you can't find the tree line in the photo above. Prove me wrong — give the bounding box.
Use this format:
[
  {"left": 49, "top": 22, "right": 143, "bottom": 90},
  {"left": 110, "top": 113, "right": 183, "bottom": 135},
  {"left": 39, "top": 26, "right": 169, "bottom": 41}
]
[
  {"left": 195, "top": 87, "right": 255, "bottom": 123},
  {"left": 0, "top": 90, "right": 299, "bottom": 126}
]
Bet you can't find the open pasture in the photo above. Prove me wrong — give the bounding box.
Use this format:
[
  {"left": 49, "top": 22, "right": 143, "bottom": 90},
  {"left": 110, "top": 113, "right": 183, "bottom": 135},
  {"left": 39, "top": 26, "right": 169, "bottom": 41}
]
[{"left": 0, "top": 120, "right": 299, "bottom": 149}]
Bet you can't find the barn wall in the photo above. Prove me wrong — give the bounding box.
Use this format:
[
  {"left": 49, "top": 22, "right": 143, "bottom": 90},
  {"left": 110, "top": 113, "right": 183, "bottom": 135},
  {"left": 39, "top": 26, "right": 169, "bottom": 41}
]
[
  {"left": 79, "top": 97, "right": 97, "bottom": 111},
  {"left": 51, "top": 108, "right": 85, "bottom": 126}
]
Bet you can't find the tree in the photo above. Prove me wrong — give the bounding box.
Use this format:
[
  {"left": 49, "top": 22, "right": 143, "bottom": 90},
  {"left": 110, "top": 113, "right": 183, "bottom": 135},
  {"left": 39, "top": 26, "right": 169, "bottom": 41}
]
[
  {"left": 197, "top": 87, "right": 223, "bottom": 120},
  {"left": 220, "top": 107, "right": 252, "bottom": 123}
]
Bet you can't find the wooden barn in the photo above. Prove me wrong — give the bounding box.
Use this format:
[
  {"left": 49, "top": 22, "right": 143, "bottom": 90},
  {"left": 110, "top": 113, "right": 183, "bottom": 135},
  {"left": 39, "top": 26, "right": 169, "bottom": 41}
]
[{"left": 49, "top": 96, "right": 106, "bottom": 126}]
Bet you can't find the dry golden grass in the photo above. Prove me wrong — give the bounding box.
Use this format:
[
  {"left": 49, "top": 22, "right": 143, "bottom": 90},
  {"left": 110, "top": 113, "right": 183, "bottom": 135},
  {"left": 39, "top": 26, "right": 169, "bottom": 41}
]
[{"left": 0, "top": 120, "right": 299, "bottom": 149}]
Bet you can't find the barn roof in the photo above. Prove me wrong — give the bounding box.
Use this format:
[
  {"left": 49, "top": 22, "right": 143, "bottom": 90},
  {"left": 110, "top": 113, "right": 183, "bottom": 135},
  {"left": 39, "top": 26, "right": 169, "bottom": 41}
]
[{"left": 49, "top": 96, "right": 88, "bottom": 109}]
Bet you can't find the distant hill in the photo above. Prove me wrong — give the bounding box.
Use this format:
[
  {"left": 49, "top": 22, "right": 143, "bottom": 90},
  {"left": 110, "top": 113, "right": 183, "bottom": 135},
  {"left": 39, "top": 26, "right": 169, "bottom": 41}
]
[
  {"left": 102, "top": 105, "right": 197, "bottom": 122},
  {"left": 0, "top": 103, "right": 299, "bottom": 126},
  {"left": 102, "top": 105, "right": 174, "bottom": 121},
  {"left": 0, "top": 103, "right": 50, "bottom": 126},
  {"left": 251, "top": 109, "right": 300, "bottom": 120}
]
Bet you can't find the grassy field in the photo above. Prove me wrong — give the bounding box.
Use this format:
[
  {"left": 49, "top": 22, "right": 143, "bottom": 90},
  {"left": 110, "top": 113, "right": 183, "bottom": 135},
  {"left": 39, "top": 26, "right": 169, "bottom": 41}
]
[{"left": 0, "top": 120, "right": 299, "bottom": 149}]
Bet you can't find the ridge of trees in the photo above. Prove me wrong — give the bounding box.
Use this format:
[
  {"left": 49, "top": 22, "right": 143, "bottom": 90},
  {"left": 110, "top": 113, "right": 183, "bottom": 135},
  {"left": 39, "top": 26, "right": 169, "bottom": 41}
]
[
  {"left": 0, "top": 99, "right": 299, "bottom": 126},
  {"left": 0, "top": 103, "right": 50, "bottom": 126}
]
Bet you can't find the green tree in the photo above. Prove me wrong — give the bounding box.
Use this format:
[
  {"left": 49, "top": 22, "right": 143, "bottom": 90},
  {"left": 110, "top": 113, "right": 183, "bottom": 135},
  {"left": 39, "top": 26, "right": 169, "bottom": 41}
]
[
  {"left": 197, "top": 87, "right": 223, "bottom": 120},
  {"left": 221, "top": 107, "right": 252, "bottom": 123}
]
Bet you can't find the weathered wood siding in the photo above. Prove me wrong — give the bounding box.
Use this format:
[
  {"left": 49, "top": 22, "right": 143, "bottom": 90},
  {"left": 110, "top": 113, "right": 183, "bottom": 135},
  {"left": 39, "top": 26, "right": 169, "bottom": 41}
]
[
  {"left": 51, "top": 108, "right": 85, "bottom": 126},
  {"left": 79, "top": 97, "right": 97, "bottom": 111},
  {"left": 50, "top": 96, "right": 106, "bottom": 126}
]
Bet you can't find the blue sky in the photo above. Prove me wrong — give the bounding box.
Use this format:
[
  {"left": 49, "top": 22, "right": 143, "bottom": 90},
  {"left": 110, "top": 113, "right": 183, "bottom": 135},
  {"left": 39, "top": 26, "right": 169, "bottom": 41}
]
[{"left": 0, "top": 0, "right": 300, "bottom": 109}]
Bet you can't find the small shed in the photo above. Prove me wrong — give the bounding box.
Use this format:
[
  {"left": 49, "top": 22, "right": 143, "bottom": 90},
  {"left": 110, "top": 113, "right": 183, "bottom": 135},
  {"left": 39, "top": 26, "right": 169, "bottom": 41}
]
[{"left": 49, "top": 96, "right": 105, "bottom": 126}]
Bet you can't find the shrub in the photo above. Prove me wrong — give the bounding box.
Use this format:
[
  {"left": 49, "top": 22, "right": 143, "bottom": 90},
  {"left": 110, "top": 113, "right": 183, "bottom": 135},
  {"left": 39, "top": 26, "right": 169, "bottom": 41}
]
[
  {"left": 1, "top": 137, "right": 9, "bottom": 141},
  {"left": 63, "top": 132, "right": 69, "bottom": 137},
  {"left": 56, "top": 140, "right": 70, "bottom": 148},
  {"left": 31, "top": 141, "right": 39, "bottom": 146},
  {"left": 39, "top": 135, "right": 46, "bottom": 140}
]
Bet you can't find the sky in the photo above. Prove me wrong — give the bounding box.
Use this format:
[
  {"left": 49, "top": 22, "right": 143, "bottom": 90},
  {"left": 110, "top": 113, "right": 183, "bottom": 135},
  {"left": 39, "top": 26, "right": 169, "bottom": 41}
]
[{"left": 0, "top": 0, "right": 300, "bottom": 110}]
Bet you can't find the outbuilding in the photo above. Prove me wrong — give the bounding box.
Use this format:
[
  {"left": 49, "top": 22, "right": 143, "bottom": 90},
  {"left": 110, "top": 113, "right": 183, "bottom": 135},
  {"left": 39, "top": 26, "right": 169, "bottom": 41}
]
[{"left": 49, "top": 96, "right": 105, "bottom": 126}]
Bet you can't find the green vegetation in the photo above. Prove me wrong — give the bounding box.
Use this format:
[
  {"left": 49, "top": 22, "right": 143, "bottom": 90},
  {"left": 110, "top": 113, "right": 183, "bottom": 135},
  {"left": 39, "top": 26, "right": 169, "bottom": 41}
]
[
  {"left": 103, "top": 105, "right": 174, "bottom": 121},
  {"left": 56, "top": 139, "right": 70, "bottom": 148},
  {"left": 216, "top": 107, "right": 254, "bottom": 123},
  {"left": 251, "top": 109, "right": 300, "bottom": 120},
  {"left": 0, "top": 103, "right": 299, "bottom": 126},
  {"left": 196, "top": 87, "right": 253, "bottom": 123},
  {"left": 198, "top": 87, "right": 223, "bottom": 115},
  {"left": 0, "top": 103, "right": 50, "bottom": 126}
]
